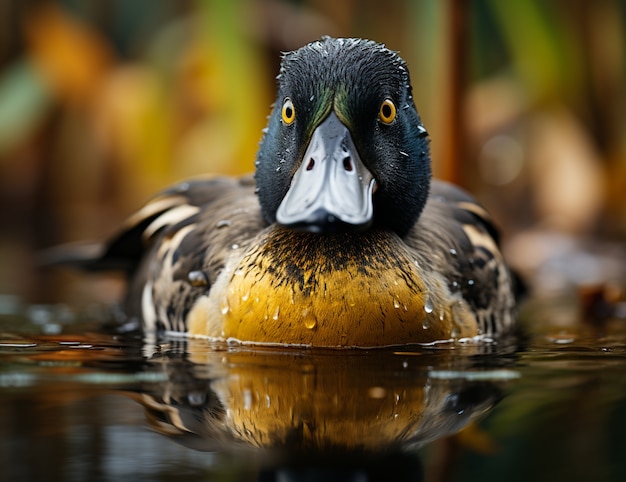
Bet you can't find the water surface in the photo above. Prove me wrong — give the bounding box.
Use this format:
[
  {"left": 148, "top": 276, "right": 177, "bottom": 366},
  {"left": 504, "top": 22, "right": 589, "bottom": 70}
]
[{"left": 1, "top": 297, "right": 626, "bottom": 481}]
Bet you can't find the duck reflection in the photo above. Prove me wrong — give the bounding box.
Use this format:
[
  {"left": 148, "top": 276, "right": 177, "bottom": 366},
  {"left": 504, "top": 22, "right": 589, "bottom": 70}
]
[{"left": 123, "top": 339, "right": 513, "bottom": 467}]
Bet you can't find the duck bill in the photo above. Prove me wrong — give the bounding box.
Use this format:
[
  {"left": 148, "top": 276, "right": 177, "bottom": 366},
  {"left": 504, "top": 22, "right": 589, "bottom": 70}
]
[{"left": 276, "top": 111, "right": 376, "bottom": 233}]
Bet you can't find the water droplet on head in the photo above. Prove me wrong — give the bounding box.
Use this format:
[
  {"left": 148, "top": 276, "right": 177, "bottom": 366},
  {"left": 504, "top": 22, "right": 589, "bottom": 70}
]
[
  {"left": 393, "top": 298, "right": 401, "bottom": 309},
  {"left": 467, "top": 279, "right": 475, "bottom": 286},
  {"left": 231, "top": 243, "right": 240, "bottom": 250},
  {"left": 449, "top": 248, "right": 457, "bottom": 256},
  {"left": 422, "top": 319, "right": 430, "bottom": 330}
]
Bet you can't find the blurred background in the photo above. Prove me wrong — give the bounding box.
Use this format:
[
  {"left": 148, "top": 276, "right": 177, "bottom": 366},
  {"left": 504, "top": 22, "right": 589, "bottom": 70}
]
[{"left": 0, "top": 0, "right": 625, "bottom": 311}]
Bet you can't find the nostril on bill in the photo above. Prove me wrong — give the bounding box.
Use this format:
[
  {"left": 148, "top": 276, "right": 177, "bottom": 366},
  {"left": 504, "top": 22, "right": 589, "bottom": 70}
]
[
  {"left": 343, "top": 157, "right": 353, "bottom": 172},
  {"left": 306, "top": 158, "right": 315, "bottom": 171}
]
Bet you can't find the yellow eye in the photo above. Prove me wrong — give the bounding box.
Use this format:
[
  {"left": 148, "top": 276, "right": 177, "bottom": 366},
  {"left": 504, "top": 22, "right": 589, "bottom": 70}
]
[
  {"left": 281, "top": 98, "right": 295, "bottom": 125},
  {"left": 379, "top": 99, "right": 396, "bottom": 124}
]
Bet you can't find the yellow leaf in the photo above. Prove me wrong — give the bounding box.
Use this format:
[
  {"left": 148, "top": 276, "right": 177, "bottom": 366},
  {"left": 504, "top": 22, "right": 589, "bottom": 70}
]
[{"left": 24, "top": 4, "right": 114, "bottom": 104}]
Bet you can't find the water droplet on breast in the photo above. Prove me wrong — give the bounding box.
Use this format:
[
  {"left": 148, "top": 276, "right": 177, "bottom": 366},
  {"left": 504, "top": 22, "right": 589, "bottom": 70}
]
[
  {"left": 220, "top": 297, "right": 230, "bottom": 315},
  {"left": 302, "top": 308, "right": 317, "bottom": 330},
  {"left": 243, "top": 389, "right": 252, "bottom": 410},
  {"left": 231, "top": 243, "right": 240, "bottom": 250},
  {"left": 422, "top": 319, "right": 430, "bottom": 330},
  {"left": 272, "top": 306, "right": 280, "bottom": 321},
  {"left": 368, "top": 386, "right": 386, "bottom": 399},
  {"left": 449, "top": 248, "right": 457, "bottom": 256},
  {"left": 393, "top": 298, "right": 401, "bottom": 309},
  {"left": 424, "top": 298, "right": 434, "bottom": 314},
  {"left": 187, "top": 270, "right": 209, "bottom": 287}
]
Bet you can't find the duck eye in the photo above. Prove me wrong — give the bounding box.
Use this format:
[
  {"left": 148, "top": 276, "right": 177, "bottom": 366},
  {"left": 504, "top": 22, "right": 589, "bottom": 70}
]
[
  {"left": 281, "top": 98, "right": 295, "bottom": 125},
  {"left": 379, "top": 99, "right": 396, "bottom": 124}
]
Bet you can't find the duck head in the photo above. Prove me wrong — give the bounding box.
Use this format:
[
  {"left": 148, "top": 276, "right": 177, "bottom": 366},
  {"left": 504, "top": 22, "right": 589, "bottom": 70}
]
[{"left": 255, "top": 37, "right": 431, "bottom": 236}]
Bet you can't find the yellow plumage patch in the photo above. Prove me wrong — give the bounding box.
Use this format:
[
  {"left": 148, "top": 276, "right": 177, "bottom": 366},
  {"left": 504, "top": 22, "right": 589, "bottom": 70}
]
[{"left": 189, "top": 227, "right": 478, "bottom": 346}]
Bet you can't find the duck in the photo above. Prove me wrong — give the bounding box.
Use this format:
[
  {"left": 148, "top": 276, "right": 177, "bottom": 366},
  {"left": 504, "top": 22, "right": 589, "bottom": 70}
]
[{"left": 62, "top": 37, "right": 518, "bottom": 347}]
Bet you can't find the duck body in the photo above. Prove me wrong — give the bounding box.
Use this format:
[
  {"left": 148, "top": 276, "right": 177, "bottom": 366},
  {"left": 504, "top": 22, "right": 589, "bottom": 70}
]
[{"left": 74, "top": 37, "right": 517, "bottom": 347}]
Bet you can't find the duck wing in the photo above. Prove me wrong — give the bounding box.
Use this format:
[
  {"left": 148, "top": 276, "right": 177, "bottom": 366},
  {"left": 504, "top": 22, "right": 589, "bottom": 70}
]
[
  {"left": 43, "top": 176, "right": 258, "bottom": 273},
  {"left": 126, "top": 176, "right": 265, "bottom": 330},
  {"left": 404, "top": 180, "right": 519, "bottom": 336}
]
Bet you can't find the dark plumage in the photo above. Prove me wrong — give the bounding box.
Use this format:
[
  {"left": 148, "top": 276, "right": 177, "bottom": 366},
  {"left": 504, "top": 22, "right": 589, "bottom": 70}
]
[
  {"left": 256, "top": 38, "right": 430, "bottom": 236},
  {"left": 54, "top": 37, "right": 518, "bottom": 347}
]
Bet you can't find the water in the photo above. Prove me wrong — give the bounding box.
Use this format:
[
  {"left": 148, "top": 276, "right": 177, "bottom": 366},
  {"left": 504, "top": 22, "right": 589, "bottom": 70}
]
[{"left": 1, "top": 298, "right": 626, "bottom": 481}]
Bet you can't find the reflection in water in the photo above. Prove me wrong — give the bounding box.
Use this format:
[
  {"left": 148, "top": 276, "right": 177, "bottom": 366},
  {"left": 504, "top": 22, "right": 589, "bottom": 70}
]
[
  {"left": 118, "top": 337, "right": 516, "bottom": 479},
  {"left": 4, "top": 302, "right": 626, "bottom": 480},
  {"left": 0, "top": 313, "right": 518, "bottom": 481},
  {"left": 129, "top": 339, "right": 511, "bottom": 454}
]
